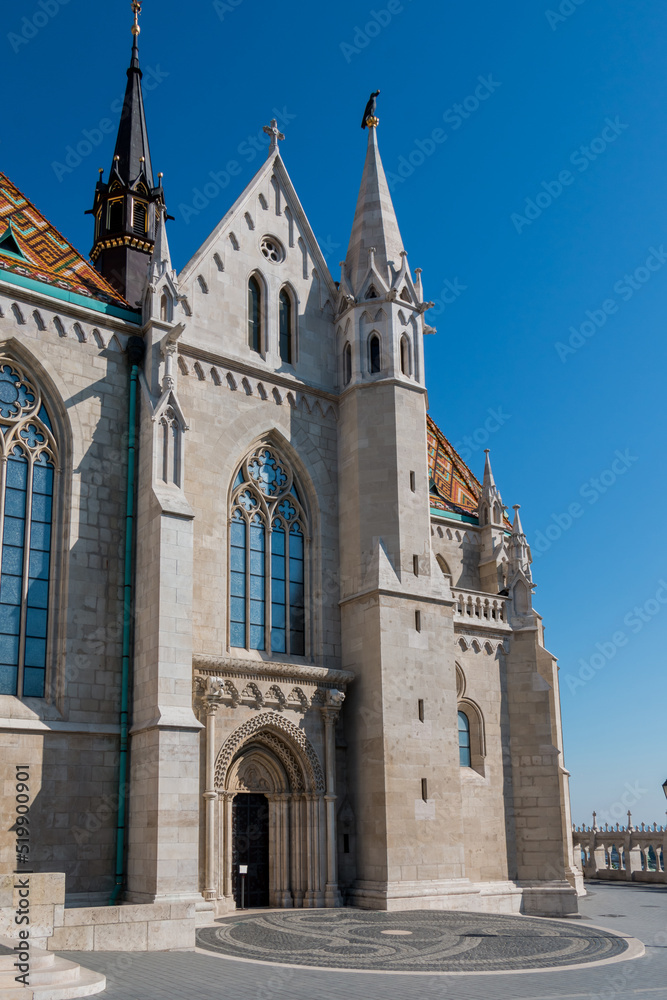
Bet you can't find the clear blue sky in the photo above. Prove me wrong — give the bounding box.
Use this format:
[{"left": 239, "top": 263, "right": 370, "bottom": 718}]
[{"left": 5, "top": 0, "right": 666, "bottom": 825}]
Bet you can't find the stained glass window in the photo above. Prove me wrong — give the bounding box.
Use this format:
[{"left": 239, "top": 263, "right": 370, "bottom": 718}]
[
  {"left": 230, "top": 446, "right": 307, "bottom": 656},
  {"left": 458, "top": 711, "right": 471, "bottom": 767},
  {"left": 0, "top": 362, "right": 57, "bottom": 698}
]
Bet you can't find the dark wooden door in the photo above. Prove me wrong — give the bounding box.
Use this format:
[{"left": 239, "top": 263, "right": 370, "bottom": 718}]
[{"left": 232, "top": 793, "right": 270, "bottom": 908}]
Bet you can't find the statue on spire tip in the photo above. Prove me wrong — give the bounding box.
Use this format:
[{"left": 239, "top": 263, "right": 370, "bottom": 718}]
[{"left": 361, "top": 90, "right": 380, "bottom": 129}]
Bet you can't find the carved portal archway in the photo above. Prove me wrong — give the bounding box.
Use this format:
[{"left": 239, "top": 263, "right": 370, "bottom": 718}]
[{"left": 214, "top": 715, "right": 328, "bottom": 909}]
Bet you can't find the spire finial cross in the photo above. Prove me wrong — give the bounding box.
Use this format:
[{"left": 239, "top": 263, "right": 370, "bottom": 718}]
[
  {"left": 263, "top": 119, "right": 285, "bottom": 155},
  {"left": 131, "top": 1, "right": 142, "bottom": 36}
]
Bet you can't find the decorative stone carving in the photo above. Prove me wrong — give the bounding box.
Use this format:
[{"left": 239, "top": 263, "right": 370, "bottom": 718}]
[
  {"left": 215, "top": 712, "right": 325, "bottom": 792},
  {"left": 241, "top": 682, "right": 264, "bottom": 708},
  {"left": 235, "top": 760, "right": 271, "bottom": 792}
]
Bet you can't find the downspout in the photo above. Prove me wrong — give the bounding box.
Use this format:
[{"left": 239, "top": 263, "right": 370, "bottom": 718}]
[{"left": 110, "top": 335, "right": 145, "bottom": 905}]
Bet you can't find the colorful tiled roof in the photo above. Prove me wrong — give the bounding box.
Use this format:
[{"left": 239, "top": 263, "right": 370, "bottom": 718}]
[
  {"left": 427, "top": 415, "right": 512, "bottom": 527},
  {"left": 427, "top": 415, "right": 481, "bottom": 518},
  {"left": 0, "top": 173, "right": 133, "bottom": 313}
]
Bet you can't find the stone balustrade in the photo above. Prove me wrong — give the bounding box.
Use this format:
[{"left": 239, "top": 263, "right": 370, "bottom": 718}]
[
  {"left": 572, "top": 813, "right": 667, "bottom": 884},
  {"left": 453, "top": 588, "right": 510, "bottom": 628}
]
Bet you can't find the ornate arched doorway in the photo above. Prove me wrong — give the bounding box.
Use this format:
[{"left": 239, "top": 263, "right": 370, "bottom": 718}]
[{"left": 213, "top": 714, "right": 328, "bottom": 909}]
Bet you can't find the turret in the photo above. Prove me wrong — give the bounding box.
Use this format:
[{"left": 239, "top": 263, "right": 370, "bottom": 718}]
[
  {"left": 507, "top": 504, "right": 535, "bottom": 626},
  {"left": 87, "top": 1, "right": 165, "bottom": 306},
  {"left": 478, "top": 449, "right": 508, "bottom": 593}
]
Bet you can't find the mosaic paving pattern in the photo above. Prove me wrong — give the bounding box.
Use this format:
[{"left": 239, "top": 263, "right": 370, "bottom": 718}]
[{"left": 197, "top": 909, "right": 629, "bottom": 972}]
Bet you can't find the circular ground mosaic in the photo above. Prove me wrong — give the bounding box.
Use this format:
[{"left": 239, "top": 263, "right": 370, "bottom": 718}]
[{"left": 197, "top": 909, "right": 631, "bottom": 973}]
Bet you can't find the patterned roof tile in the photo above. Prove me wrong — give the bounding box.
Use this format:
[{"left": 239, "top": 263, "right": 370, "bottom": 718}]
[{"left": 0, "top": 172, "right": 134, "bottom": 313}]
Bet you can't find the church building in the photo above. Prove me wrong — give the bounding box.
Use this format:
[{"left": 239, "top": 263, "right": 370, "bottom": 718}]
[{"left": 0, "top": 5, "right": 583, "bottom": 932}]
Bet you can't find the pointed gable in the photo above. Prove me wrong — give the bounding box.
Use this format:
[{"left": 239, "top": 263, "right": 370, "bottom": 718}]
[
  {"left": 0, "top": 172, "right": 134, "bottom": 314},
  {"left": 179, "top": 151, "right": 337, "bottom": 301}
]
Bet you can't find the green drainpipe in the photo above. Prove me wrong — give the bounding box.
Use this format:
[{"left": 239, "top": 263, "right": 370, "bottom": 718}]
[{"left": 110, "top": 336, "right": 145, "bottom": 905}]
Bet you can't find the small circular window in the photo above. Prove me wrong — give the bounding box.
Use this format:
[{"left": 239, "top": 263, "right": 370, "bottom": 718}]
[{"left": 260, "top": 236, "right": 284, "bottom": 263}]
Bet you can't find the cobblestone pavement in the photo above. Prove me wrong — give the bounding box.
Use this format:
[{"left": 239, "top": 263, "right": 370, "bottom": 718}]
[
  {"left": 197, "top": 908, "right": 630, "bottom": 971},
  {"left": 62, "top": 882, "right": 667, "bottom": 1000}
]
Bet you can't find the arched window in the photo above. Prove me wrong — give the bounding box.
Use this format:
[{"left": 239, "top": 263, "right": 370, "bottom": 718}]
[
  {"left": 279, "top": 289, "right": 293, "bottom": 365},
  {"left": 230, "top": 446, "right": 306, "bottom": 656},
  {"left": 458, "top": 711, "right": 471, "bottom": 767},
  {"left": 343, "top": 343, "right": 352, "bottom": 385},
  {"left": 400, "top": 335, "right": 410, "bottom": 376},
  {"left": 369, "top": 333, "right": 381, "bottom": 374},
  {"left": 0, "top": 361, "right": 57, "bottom": 699},
  {"left": 248, "top": 276, "right": 262, "bottom": 353},
  {"left": 107, "top": 199, "right": 123, "bottom": 233},
  {"left": 160, "top": 292, "right": 171, "bottom": 322}
]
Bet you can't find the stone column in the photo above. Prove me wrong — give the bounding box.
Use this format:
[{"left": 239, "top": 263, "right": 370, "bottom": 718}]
[
  {"left": 203, "top": 700, "right": 218, "bottom": 900},
  {"left": 275, "top": 794, "right": 293, "bottom": 908},
  {"left": 222, "top": 793, "right": 234, "bottom": 901},
  {"left": 267, "top": 794, "right": 278, "bottom": 907},
  {"left": 320, "top": 691, "right": 344, "bottom": 907},
  {"left": 290, "top": 795, "right": 304, "bottom": 908},
  {"left": 303, "top": 793, "right": 319, "bottom": 907}
]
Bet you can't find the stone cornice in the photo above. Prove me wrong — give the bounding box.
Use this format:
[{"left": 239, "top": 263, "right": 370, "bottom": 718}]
[{"left": 193, "top": 654, "right": 354, "bottom": 687}]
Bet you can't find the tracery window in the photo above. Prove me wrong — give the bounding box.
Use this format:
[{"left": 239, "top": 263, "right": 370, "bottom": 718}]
[
  {"left": 458, "top": 710, "right": 471, "bottom": 767},
  {"left": 230, "top": 446, "right": 306, "bottom": 656},
  {"left": 0, "top": 362, "right": 57, "bottom": 698}
]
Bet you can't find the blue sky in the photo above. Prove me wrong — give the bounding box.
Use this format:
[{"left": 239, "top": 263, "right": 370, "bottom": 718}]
[{"left": 5, "top": 0, "right": 667, "bottom": 825}]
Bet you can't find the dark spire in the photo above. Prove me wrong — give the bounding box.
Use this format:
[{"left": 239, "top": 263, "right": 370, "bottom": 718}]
[
  {"left": 111, "top": 1, "right": 154, "bottom": 188},
  {"left": 87, "top": 1, "right": 165, "bottom": 307}
]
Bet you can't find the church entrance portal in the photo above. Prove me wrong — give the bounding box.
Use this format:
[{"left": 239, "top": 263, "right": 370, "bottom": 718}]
[{"left": 232, "top": 793, "right": 269, "bottom": 908}]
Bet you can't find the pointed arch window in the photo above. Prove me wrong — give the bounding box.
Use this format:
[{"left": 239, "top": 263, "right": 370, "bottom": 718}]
[
  {"left": 279, "top": 289, "right": 293, "bottom": 365},
  {"left": 248, "top": 276, "right": 262, "bottom": 354},
  {"left": 458, "top": 711, "right": 471, "bottom": 767},
  {"left": 369, "top": 333, "right": 381, "bottom": 374},
  {"left": 107, "top": 199, "right": 123, "bottom": 233},
  {"left": 400, "top": 335, "right": 410, "bottom": 376},
  {"left": 230, "top": 447, "right": 307, "bottom": 656},
  {"left": 343, "top": 343, "right": 352, "bottom": 385},
  {"left": 0, "top": 361, "right": 57, "bottom": 699}
]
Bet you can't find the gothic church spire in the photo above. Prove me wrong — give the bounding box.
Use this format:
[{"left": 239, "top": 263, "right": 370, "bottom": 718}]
[
  {"left": 343, "top": 121, "right": 405, "bottom": 297},
  {"left": 88, "top": 2, "right": 165, "bottom": 307}
]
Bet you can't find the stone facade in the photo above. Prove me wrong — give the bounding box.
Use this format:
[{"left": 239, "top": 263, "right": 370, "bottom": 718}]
[{"left": 0, "top": 40, "right": 583, "bottom": 942}]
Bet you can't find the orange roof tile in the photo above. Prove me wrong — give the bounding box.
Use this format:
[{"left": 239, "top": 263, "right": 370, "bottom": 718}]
[{"left": 0, "top": 172, "right": 134, "bottom": 313}]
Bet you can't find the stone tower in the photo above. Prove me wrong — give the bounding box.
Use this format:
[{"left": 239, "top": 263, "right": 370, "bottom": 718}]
[
  {"left": 88, "top": 1, "right": 165, "bottom": 306},
  {"left": 337, "top": 120, "right": 465, "bottom": 909}
]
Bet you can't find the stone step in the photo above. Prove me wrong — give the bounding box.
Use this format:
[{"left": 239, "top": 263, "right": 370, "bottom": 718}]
[{"left": 0, "top": 939, "right": 104, "bottom": 999}]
